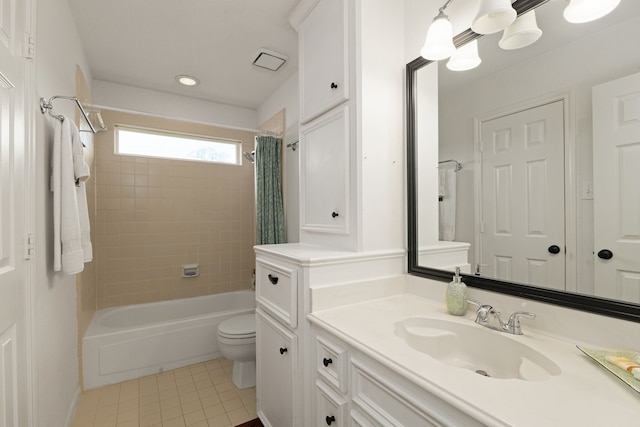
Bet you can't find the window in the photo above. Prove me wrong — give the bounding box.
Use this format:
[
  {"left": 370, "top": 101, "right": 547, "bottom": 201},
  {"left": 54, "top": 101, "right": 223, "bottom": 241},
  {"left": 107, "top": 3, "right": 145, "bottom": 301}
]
[{"left": 115, "top": 125, "right": 241, "bottom": 165}]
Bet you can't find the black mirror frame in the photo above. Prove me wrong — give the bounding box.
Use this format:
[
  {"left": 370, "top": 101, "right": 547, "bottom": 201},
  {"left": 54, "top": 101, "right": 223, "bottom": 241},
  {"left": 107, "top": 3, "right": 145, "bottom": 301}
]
[{"left": 406, "top": 0, "right": 640, "bottom": 323}]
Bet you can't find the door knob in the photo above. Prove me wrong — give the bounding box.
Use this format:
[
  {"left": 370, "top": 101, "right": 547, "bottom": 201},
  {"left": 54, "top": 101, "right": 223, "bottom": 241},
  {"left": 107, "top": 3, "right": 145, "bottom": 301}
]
[
  {"left": 331, "top": 212, "right": 339, "bottom": 218},
  {"left": 268, "top": 274, "right": 279, "bottom": 285},
  {"left": 597, "top": 249, "right": 613, "bottom": 260},
  {"left": 548, "top": 245, "right": 561, "bottom": 254},
  {"left": 279, "top": 347, "right": 288, "bottom": 355}
]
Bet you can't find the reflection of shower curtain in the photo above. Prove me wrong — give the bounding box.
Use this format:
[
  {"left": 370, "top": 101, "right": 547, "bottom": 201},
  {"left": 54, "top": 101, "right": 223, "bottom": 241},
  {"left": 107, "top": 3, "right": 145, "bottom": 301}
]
[
  {"left": 256, "top": 135, "right": 286, "bottom": 245},
  {"left": 439, "top": 168, "right": 456, "bottom": 241}
]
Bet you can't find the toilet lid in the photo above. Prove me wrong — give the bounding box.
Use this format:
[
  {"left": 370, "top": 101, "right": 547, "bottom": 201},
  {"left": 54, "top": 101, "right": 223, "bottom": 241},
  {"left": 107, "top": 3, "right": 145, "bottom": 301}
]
[{"left": 218, "top": 313, "right": 256, "bottom": 338}]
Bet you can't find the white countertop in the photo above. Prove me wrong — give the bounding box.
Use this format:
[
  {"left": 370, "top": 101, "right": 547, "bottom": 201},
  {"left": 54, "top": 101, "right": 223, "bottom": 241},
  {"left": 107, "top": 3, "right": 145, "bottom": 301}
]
[{"left": 309, "top": 293, "right": 640, "bottom": 427}]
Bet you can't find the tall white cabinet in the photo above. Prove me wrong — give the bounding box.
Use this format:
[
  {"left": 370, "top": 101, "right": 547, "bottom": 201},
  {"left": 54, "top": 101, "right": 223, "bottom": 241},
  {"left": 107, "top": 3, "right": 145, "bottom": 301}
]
[
  {"left": 255, "top": 0, "right": 405, "bottom": 425},
  {"left": 296, "top": 0, "right": 358, "bottom": 251}
]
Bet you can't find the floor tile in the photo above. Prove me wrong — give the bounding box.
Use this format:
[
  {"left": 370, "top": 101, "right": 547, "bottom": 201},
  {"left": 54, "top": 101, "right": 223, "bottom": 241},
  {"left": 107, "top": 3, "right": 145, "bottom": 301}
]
[{"left": 71, "top": 358, "right": 258, "bottom": 427}]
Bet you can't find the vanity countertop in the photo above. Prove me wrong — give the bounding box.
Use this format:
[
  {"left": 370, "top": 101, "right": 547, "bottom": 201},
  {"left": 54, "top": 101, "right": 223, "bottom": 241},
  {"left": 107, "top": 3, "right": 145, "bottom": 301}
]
[{"left": 309, "top": 293, "right": 640, "bottom": 427}]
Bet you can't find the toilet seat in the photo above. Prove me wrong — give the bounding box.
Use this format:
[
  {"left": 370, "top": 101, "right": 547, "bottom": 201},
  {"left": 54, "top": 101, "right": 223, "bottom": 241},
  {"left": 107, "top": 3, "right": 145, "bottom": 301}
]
[{"left": 217, "top": 313, "right": 255, "bottom": 339}]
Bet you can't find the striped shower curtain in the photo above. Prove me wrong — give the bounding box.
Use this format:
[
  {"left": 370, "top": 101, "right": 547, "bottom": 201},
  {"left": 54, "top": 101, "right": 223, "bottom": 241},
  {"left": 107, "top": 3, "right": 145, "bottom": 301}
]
[{"left": 255, "top": 135, "right": 286, "bottom": 245}]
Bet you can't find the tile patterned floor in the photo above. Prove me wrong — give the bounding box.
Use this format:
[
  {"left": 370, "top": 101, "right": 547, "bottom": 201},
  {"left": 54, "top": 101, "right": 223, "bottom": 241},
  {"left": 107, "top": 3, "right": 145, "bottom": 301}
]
[{"left": 71, "top": 358, "right": 257, "bottom": 427}]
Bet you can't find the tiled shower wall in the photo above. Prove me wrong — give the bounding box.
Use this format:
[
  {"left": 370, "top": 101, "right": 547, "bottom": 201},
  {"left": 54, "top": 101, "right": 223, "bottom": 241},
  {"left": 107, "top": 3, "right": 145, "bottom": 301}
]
[{"left": 92, "top": 110, "right": 256, "bottom": 309}]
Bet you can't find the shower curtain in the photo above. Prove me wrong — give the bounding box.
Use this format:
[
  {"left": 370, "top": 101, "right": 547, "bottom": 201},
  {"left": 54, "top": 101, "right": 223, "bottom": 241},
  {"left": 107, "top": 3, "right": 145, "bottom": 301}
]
[{"left": 255, "top": 135, "right": 286, "bottom": 245}]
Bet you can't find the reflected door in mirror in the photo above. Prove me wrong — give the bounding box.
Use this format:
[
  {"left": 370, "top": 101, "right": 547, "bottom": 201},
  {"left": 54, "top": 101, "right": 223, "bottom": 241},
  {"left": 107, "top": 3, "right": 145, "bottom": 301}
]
[
  {"left": 479, "top": 101, "right": 565, "bottom": 289},
  {"left": 593, "top": 72, "right": 640, "bottom": 302}
]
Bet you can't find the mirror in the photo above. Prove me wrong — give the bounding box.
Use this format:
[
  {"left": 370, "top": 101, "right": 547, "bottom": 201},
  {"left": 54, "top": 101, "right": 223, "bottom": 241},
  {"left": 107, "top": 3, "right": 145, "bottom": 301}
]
[{"left": 407, "top": 0, "right": 640, "bottom": 322}]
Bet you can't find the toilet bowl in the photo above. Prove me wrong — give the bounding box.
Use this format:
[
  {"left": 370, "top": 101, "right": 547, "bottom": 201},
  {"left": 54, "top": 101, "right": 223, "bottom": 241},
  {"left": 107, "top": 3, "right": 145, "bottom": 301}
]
[{"left": 217, "top": 313, "right": 256, "bottom": 389}]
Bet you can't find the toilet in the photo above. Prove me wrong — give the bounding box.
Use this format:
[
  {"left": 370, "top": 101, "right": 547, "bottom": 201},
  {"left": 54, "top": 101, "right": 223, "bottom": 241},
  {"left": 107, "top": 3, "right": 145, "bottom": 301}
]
[{"left": 217, "top": 313, "right": 256, "bottom": 389}]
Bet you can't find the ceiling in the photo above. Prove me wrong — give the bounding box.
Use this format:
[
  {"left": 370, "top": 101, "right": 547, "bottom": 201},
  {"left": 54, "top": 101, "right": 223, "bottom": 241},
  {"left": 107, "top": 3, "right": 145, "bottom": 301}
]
[{"left": 68, "top": 0, "right": 300, "bottom": 110}]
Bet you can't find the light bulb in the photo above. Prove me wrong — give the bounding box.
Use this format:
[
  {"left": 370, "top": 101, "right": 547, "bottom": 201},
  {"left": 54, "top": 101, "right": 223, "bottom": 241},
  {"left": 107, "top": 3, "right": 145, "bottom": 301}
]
[
  {"left": 563, "top": 0, "right": 620, "bottom": 24},
  {"left": 420, "top": 14, "right": 456, "bottom": 61}
]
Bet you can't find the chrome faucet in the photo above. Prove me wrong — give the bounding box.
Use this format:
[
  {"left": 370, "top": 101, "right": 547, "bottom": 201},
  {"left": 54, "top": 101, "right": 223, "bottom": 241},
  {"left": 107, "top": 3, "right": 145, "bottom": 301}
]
[{"left": 467, "top": 300, "right": 536, "bottom": 335}]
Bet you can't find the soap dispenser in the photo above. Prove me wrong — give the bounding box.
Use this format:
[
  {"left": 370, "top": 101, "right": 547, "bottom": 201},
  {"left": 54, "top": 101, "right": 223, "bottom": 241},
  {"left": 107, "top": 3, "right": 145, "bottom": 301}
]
[{"left": 446, "top": 267, "right": 468, "bottom": 316}]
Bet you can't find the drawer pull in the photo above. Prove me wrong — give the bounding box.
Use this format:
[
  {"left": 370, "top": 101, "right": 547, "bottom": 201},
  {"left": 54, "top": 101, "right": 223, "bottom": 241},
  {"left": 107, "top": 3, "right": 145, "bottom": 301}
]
[
  {"left": 323, "top": 357, "right": 333, "bottom": 367},
  {"left": 331, "top": 211, "right": 339, "bottom": 218},
  {"left": 330, "top": 82, "right": 338, "bottom": 89},
  {"left": 279, "top": 347, "right": 288, "bottom": 355},
  {"left": 326, "top": 415, "right": 336, "bottom": 425},
  {"left": 268, "top": 274, "right": 279, "bottom": 285}
]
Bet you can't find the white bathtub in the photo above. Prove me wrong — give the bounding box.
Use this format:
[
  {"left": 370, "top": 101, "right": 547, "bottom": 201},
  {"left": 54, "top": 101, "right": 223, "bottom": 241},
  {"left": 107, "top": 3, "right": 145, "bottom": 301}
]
[{"left": 83, "top": 290, "right": 256, "bottom": 390}]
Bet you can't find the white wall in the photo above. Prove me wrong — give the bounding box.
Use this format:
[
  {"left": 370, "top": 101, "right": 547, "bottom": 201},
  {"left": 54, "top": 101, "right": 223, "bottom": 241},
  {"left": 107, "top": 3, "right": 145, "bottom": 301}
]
[
  {"left": 358, "top": 0, "right": 406, "bottom": 252},
  {"left": 92, "top": 80, "right": 258, "bottom": 130},
  {"left": 34, "top": 0, "right": 91, "bottom": 425},
  {"left": 438, "top": 16, "right": 640, "bottom": 293}
]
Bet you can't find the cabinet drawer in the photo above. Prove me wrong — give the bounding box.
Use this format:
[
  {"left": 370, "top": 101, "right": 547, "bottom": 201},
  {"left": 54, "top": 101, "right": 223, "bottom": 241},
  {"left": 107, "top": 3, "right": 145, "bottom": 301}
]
[
  {"left": 256, "top": 260, "right": 297, "bottom": 328},
  {"left": 315, "top": 381, "right": 347, "bottom": 427},
  {"left": 351, "top": 358, "right": 484, "bottom": 427},
  {"left": 316, "top": 334, "right": 348, "bottom": 393}
]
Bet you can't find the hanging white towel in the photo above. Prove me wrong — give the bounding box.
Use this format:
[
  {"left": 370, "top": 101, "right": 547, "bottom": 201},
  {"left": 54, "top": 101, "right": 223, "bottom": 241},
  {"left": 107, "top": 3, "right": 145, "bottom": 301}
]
[
  {"left": 439, "top": 168, "right": 456, "bottom": 241},
  {"left": 51, "top": 116, "right": 93, "bottom": 274}
]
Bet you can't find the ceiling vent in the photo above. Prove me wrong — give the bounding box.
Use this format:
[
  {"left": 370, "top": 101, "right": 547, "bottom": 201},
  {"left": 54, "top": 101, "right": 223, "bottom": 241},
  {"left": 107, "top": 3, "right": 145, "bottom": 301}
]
[{"left": 252, "top": 48, "right": 288, "bottom": 71}]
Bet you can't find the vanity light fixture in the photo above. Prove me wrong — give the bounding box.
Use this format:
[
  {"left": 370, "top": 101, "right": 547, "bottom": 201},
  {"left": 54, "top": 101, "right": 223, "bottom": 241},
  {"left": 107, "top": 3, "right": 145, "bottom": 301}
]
[
  {"left": 447, "top": 40, "right": 482, "bottom": 71},
  {"left": 563, "top": 0, "right": 620, "bottom": 24},
  {"left": 471, "top": 0, "right": 517, "bottom": 35},
  {"left": 175, "top": 75, "right": 200, "bottom": 86},
  {"left": 420, "top": 0, "right": 456, "bottom": 61},
  {"left": 499, "top": 10, "right": 543, "bottom": 50}
]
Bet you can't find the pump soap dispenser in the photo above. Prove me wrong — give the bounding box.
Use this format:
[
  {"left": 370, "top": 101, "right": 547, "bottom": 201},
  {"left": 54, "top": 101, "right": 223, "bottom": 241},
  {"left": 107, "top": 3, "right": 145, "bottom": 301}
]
[{"left": 446, "top": 267, "right": 468, "bottom": 316}]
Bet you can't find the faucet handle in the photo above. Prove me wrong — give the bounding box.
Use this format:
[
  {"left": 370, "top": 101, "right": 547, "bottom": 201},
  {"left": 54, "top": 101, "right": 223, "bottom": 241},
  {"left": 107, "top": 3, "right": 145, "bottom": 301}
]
[{"left": 506, "top": 311, "right": 536, "bottom": 335}]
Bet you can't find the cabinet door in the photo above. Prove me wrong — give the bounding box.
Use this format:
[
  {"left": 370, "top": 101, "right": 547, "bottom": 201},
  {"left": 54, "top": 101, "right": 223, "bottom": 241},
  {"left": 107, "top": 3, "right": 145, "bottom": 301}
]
[
  {"left": 256, "top": 309, "right": 298, "bottom": 427},
  {"left": 300, "top": 104, "right": 350, "bottom": 234},
  {"left": 299, "top": 0, "right": 349, "bottom": 123}
]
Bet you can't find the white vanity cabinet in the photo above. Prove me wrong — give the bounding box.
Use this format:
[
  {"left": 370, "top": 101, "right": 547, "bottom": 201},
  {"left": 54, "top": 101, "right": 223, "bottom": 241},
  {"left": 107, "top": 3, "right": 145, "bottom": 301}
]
[
  {"left": 254, "top": 244, "right": 406, "bottom": 426},
  {"left": 312, "top": 328, "right": 485, "bottom": 427},
  {"left": 255, "top": 255, "right": 303, "bottom": 427},
  {"left": 298, "top": 0, "right": 350, "bottom": 124},
  {"left": 256, "top": 308, "right": 298, "bottom": 427}
]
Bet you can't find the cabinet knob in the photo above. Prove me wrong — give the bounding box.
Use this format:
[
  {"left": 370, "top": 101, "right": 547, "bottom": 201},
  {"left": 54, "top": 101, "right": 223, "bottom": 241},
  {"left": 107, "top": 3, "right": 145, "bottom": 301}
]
[
  {"left": 279, "top": 347, "right": 288, "bottom": 355},
  {"left": 268, "top": 274, "right": 279, "bottom": 285},
  {"left": 323, "top": 357, "right": 333, "bottom": 367},
  {"left": 330, "top": 82, "right": 338, "bottom": 89},
  {"left": 325, "top": 415, "right": 336, "bottom": 425},
  {"left": 331, "top": 212, "right": 339, "bottom": 218}
]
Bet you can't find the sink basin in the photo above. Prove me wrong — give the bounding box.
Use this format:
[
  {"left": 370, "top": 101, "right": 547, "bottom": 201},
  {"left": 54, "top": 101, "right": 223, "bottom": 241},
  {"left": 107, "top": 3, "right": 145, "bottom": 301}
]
[{"left": 394, "top": 317, "right": 561, "bottom": 381}]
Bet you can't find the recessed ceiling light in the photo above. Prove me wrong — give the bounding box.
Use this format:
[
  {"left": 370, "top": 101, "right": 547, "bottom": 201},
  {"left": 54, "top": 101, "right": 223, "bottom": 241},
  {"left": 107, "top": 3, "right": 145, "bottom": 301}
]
[{"left": 175, "top": 75, "right": 200, "bottom": 86}]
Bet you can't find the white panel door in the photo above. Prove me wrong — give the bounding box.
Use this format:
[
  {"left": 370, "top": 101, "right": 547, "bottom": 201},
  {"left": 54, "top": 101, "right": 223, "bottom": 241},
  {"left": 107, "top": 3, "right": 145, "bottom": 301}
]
[
  {"left": 592, "top": 72, "right": 640, "bottom": 302},
  {"left": 0, "top": 0, "right": 30, "bottom": 424},
  {"left": 0, "top": 0, "right": 31, "bottom": 427},
  {"left": 480, "top": 101, "right": 565, "bottom": 289}
]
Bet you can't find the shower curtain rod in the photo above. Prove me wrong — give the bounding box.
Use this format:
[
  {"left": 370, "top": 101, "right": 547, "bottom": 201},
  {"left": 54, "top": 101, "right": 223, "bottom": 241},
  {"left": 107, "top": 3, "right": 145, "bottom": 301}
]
[
  {"left": 255, "top": 129, "right": 281, "bottom": 137},
  {"left": 438, "top": 159, "right": 462, "bottom": 172},
  {"left": 40, "top": 95, "right": 97, "bottom": 134}
]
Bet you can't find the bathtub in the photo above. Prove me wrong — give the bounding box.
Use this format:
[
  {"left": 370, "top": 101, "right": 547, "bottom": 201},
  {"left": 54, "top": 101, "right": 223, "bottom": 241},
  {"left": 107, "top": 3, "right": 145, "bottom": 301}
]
[{"left": 82, "top": 290, "right": 256, "bottom": 390}]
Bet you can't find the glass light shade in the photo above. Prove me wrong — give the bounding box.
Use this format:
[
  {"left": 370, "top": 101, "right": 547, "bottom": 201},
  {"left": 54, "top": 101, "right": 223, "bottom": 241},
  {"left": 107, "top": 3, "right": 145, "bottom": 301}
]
[
  {"left": 499, "top": 10, "right": 543, "bottom": 50},
  {"left": 563, "top": 0, "right": 620, "bottom": 23},
  {"left": 471, "top": 0, "right": 517, "bottom": 35},
  {"left": 420, "top": 15, "right": 456, "bottom": 61},
  {"left": 447, "top": 40, "right": 482, "bottom": 71}
]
